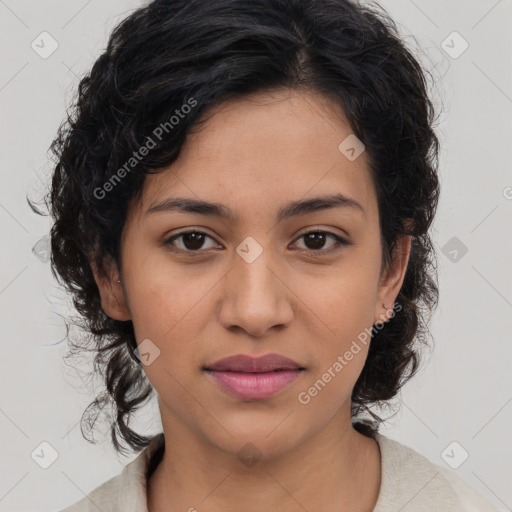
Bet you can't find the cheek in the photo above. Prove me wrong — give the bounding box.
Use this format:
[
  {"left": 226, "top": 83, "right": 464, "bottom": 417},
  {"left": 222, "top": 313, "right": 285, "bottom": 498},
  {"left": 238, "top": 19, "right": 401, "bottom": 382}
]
[
  {"left": 122, "top": 260, "right": 230, "bottom": 408},
  {"left": 122, "top": 242, "right": 215, "bottom": 338},
  {"left": 294, "top": 252, "right": 381, "bottom": 335},
  {"left": 294, "top": 277, "right": 375, "bottom": 417},
  {"left": 123, "top": 263, "right": 214, "bottom": 408},
  {"left": 291, "top": 252, "right": 381, "bottom": 382}
]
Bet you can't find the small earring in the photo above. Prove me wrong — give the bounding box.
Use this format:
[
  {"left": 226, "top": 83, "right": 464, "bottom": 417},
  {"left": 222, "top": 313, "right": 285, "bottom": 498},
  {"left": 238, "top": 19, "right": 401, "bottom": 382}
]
[
  {"left": 382, "top": 303, "right": 388, "bottom": 309},
  {"left": 117, "top": 279, "right": 121, "bottom": 283}
]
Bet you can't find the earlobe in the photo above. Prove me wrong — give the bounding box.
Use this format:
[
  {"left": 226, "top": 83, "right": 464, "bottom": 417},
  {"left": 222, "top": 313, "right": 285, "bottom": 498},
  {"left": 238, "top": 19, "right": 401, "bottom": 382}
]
[
  {"left": 374, "top": 234, "right": 412, "bottom": 325},
  {"left": 90, "top": 257, "right": 131, "bottom": 321}
]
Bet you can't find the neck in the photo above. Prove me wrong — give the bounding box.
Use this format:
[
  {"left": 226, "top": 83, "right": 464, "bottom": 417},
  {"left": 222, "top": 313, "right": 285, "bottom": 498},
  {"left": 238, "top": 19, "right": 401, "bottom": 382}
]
[{"left": 147, "top": 407, "right": 381, "bottom": 512}]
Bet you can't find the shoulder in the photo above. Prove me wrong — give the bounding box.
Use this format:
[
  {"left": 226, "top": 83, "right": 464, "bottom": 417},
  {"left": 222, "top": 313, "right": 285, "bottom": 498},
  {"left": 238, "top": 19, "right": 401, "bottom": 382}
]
[
  {"left": 57, "top": 433, "right": 165, "bottom": 512},
  {"left": 373, "top": 433, "right": 499, "bottom": 512},
  {"left": 58, "top": 473, "right": 120, "bottom": 512}
]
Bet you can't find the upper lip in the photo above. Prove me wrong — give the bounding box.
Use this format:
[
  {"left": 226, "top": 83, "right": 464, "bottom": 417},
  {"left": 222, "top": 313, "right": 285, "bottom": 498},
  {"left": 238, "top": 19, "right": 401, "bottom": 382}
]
[{"left": 204, "top": 353, "right": 304, "bottom": 373}]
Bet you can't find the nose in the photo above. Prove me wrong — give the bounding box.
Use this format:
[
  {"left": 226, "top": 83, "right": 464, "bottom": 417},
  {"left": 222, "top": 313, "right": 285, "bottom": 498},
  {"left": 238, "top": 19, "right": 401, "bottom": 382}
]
[{"left": 218, "top": 248, "right": 294, "bottom": 338}]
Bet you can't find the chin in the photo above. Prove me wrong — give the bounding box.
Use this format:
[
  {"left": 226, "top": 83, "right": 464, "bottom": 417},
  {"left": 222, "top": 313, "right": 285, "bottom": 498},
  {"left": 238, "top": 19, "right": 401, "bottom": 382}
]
[{"left": 201, "top": 417, "right": 305, "bottom": 463}]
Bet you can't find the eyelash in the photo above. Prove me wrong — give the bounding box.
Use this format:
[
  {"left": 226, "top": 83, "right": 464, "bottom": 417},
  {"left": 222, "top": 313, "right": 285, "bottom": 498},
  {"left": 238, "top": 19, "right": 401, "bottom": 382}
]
[{"left": 163, "top": 229, "right": 350, "bottom": 257}]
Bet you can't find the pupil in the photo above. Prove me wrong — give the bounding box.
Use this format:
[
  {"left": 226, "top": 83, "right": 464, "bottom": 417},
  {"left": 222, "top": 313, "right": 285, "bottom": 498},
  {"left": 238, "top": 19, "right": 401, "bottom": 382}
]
[
  {"left": 305, "top": 233, "right": 325, "bottom": 250},
  {"left": 184, "top": 232, "right": 204, "bottom": 250}
]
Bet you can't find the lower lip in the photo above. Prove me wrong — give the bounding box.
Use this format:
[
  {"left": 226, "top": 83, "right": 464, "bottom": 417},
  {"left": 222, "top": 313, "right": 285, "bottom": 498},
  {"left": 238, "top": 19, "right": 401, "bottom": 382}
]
[{"left": 206, "top": 370, "right": 303, "bottom": 400}]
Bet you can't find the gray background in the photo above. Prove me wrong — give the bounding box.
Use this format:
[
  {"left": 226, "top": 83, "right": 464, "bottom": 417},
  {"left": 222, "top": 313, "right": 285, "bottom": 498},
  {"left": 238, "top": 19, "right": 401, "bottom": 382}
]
[{"left": 1, "top": 0, "right": 511, "bottom": 510}]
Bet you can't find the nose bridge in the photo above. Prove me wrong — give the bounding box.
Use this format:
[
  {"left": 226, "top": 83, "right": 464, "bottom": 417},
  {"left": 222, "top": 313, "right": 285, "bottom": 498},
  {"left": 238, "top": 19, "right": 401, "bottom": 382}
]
[
  {"left": 233, "top": 236, "right": 282, "bottom": 304},
  {"left": 219, "top": 236, "right": 293, "bottom": 334}
]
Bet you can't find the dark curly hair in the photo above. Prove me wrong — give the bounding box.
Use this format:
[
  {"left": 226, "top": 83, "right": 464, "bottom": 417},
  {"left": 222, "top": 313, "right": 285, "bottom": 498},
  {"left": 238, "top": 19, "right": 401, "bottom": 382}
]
[{"left": 29, "top": 0, "right": 441, "bottom": 456}]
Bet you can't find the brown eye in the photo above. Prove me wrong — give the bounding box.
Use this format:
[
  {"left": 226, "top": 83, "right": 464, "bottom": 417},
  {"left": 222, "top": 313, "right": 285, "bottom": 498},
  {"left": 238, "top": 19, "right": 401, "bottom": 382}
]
[
  {"left": 181, "top": 232, "right": 206, "bottom": 250},
  {"left": 304, "top": 232, "right": 328, "bottom": 250},
  {"left": 293, "top": 230, "right": 349, "bottom": 255},
  {"left": 164, "top": 229, "right": 349, "bottom": 256},
  {"left": 164, "top": 231, "right": 218, "bottom": 252}
]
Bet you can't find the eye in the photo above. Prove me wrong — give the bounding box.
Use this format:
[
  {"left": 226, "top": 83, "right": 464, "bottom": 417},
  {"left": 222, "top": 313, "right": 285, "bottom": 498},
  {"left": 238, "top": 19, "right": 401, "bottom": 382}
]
[
  {"left": 164, "top": 230, "right": 219, "bottom": 253},
  {"left": 164, "top": 229, "right": 350, "bottom": 256},
  {"left": 291, "top": 230, "right": 350, "bottom": 255}
]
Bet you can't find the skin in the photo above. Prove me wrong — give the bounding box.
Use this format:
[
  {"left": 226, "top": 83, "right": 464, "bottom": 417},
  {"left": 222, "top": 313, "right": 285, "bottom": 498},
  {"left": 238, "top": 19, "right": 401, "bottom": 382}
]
[{"left": 92, "top": 88, "right": 412, "bottom": 512}]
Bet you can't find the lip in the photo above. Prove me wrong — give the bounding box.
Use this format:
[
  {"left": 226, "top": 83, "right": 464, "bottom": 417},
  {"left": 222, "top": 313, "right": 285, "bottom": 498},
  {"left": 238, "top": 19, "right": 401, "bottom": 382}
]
[
  {"left": 203, "top": 353, "right": 305, "bottom": 400},
  {"left": 204, "top": 353, "right": 304, "bottom": 372}
]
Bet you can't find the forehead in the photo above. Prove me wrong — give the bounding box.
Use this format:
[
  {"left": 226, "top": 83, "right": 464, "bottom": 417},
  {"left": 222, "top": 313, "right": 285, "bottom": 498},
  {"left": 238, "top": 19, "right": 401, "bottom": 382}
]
[{"left": 134, "top": 89, "right": 378, "bottom": 224}]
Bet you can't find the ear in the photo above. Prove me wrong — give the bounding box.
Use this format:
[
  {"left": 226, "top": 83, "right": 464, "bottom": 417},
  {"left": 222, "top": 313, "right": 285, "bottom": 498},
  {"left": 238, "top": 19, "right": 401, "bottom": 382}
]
[
  {"left": 90, "top": 255, "right": 131, "bottom": 321},
  {"left": 373, "top": 232, "right": 412, "bottom": 325}
]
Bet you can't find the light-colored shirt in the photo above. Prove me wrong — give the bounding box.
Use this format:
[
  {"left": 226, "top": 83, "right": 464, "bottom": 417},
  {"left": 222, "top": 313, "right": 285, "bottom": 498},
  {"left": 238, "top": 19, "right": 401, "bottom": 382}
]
[{"left": 58, "top": 432, "right": 499, "bottom": 511}]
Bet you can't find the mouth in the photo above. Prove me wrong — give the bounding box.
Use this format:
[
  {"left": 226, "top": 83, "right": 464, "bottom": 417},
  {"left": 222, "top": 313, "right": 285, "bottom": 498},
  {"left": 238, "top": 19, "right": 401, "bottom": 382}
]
[
  {"left": 203, "top": 353, "right": 305, "bottom": 400},
  {"left": 202, "top": 354, "right": 306, "bottom": 400},
  {"left": 204, "top": 368, "right": 305, "bottom": 400},
  {"left": 203, "top": 353, "right": 305, "bottom": 373}
]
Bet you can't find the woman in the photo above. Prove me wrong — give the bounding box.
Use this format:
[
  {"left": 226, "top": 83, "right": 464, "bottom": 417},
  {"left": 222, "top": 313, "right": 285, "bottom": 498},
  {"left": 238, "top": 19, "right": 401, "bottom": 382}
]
[{"left": 36, "top": 0, "right": 498, "bottom": 510}]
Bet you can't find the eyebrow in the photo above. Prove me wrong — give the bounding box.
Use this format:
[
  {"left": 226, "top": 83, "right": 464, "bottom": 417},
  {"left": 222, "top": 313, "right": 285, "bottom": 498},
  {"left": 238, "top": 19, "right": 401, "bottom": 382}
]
[{"left": 146, "top": 193, "right": 365, "bottom": 222}]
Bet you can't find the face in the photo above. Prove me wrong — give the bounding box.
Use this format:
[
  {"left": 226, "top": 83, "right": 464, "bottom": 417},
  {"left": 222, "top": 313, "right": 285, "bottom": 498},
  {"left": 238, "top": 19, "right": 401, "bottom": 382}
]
[{"left": 93, "top": 88, "right": 411, "bottom": 460}]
